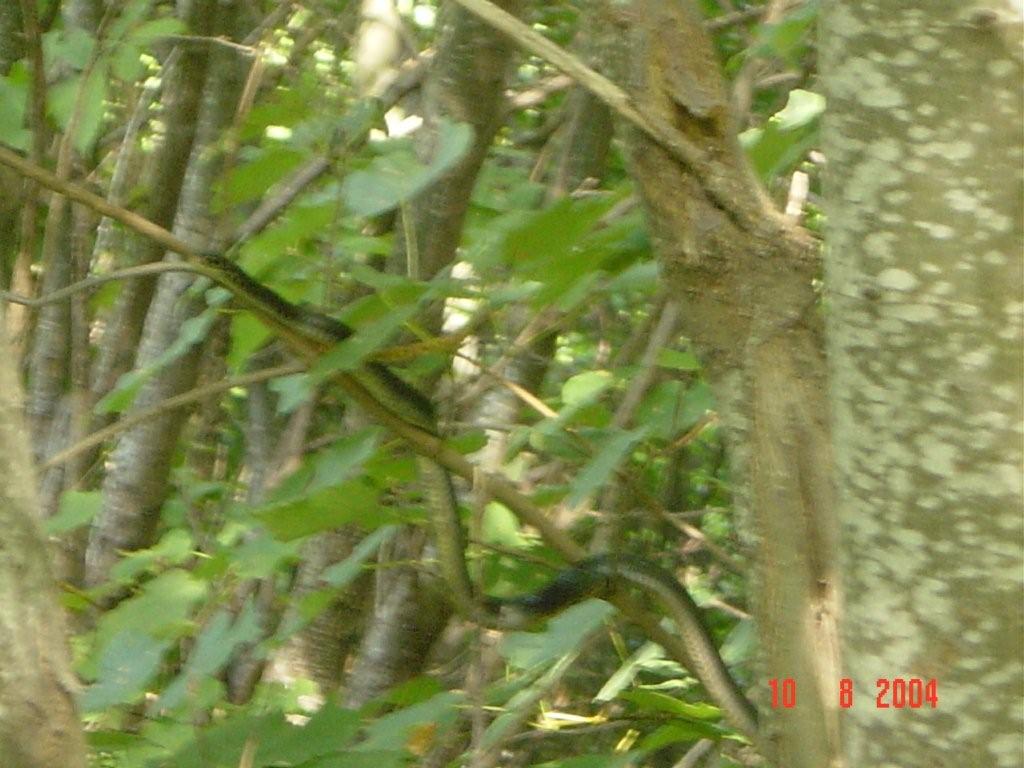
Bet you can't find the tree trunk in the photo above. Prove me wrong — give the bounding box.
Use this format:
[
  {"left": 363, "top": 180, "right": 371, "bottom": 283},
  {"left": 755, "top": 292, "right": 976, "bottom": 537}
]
[
  {"left": 821, "top": 3, "right": 1023, "bottom": 765},
  {"left": 85, "top": 0, "right": 247, "bottom": 586},
  {"left": 623, "top": 2, "right": 842, "bottom": 764},
  {"left": 0, "top": 326, "right": 86, "bottom": 768}
]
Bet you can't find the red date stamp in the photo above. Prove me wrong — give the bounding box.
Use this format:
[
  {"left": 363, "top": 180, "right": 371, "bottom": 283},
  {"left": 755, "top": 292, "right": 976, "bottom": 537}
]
[{"left": 768, "top": 677, "right": 939, "bottom": 709}]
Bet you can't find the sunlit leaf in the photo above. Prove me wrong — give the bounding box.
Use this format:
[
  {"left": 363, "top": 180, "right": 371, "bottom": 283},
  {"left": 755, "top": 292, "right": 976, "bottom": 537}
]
[
  {"left": 342, "top": 120, "right": 474, "bottom": 217},
  {"left": 500, "top": 600, "right": 614, "bottom": 670}
]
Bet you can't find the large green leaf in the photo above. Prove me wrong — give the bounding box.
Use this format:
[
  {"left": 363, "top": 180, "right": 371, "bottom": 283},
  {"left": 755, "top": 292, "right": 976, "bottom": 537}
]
[
  {"left": 253, "top": 479, "right": 390, "bottom": 540},
  {"left": 81, "top": 630, "right": 168, "bottom": 712},
  {"left": 567, "top": 426, "right": 647, "bottom": 506},
  {"left": 46, "top": 490, "right": 102, "bottom": 534},
  {"left": 164, "top": 706, "right": 364, "bottom": 768},
  {"left": 47, "top": 68, "right": 108, "bottom": 154},
  {"left": 500, "top": 194, "right": 623, "bottom": 305},
  {"left": 357, "top": 691, "right": 464, "bottom": 753},
  {"left": 221, "top": 146, "right": 306, "bottom": 207},
  {"left": 158, "top": 603, "right": 262, "bottom": 710},
  {"left": 90, "top": 569, "right": 207, "bottom": 667},
  {"left": 342, "top": 120, "right": 474, "bottom": 217},
  {"left": 0, "top": 66, "right": 30, "bottom": 149},
  {"left": 740, "top": 89, "right": 824, "bottom": 181},
  {"left": 500, "top": 600, "right": 614, "bottom": 670}
]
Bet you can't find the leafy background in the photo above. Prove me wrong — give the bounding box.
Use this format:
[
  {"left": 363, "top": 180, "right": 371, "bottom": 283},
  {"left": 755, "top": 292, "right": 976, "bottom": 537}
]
[{"left": 2, "top": 1, "right": 823, "bottom": 766}]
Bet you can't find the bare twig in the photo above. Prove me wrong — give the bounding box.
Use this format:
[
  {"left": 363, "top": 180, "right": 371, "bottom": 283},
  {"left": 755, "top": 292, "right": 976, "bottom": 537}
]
[
  {"left": 449, "top": 0, "right": 757, "bottom": 231},
  {"left": 41, "top": 363, "right": 303, "bottom": 471}
]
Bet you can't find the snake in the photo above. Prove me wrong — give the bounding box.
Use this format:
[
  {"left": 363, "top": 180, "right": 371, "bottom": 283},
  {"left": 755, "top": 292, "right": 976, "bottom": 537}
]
[
  {"left": 0, "top": 230, "right": 757, "bottom": 738},
  {"left": 0, "top": 145, "right": 757, "bottom": 738},
  {"left": 187, "top": 252, "right": 759, "bottom": 739}
]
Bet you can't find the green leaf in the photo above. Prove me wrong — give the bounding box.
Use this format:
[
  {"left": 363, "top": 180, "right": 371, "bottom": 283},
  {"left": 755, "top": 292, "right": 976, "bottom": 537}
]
[
  {"left": 748, "top": 0, "right": 818, "bottom": 65},
  {"left": 342, "top": 120, "right": 474, "bottom": 217},
  {"left": 561, "top": 370, "right": 612, "bottom": 406},
  {"left": 165, "top": 707, "right": 362, "bottom": 768},
  {"left": 305, "top": 429, "right": 382, "bottom": 491},
  {"left": 679, "top": 381, "right": 715, "bottom": 427},
  {"left": 657, "top": 348, "right": 701, "bottom": 372},
  {"left": 238, "top": 203, "right": 335, "bottom": 265},
  {"left": 221, "top": 147, "right": 305, "bottom": 207},
  {"left": 105, "top": 0, "right": 151, "bottom": 43},
  {"left": 268, "top": 373, "right": 314, "bottom": 414},
  {"left": 774, "top": 89, "right": 826, "bottom": 131},
  {"left": 259, "top": 705, "right": 362, "bottom": 764},
  {"left": 108, "top": 529, "right": 195, "bottom": 583},
  {"left": 531, "top": 755, "right": 636, "bottom": 768},
  {"left": 720, "top": 618, "right": 756, "bottom": 667},
  {"left": 305, "top": 752, "right": 407, "bottom": 768},
  {"left": 92, "top": 570, "right": 206, "bottom": 662},
  {"left": 620, "top": 689, "right": 722, "bottom": 721},
  {"left": 240, "top": 88, "right": 313, "bottom": 140},
  {"left": 253, "top": 480, "right": 390, "bottom": 540},
  {"left": 568, "top": 427, "right": 647, "bottom": 506},
  {"left": 499, "top": 600, "right": 614, "bottom": 670},
  {"left": 129, "top": 17, "right": 187, "bottom": 44},
  {"left": 80, "top": 630, "right": 167, "bottom": 712},
  {"left": 639, "top": 721, "right": 724, "bottom": 751},
  {"left": 0, "top": 66, "right": 30, "bottom": 149},
  {"left": 47, "top": 69, "right": 108, "bottom": 154},
  {"left": 231, "top": 531, "right": 302, "bottom": 579},
  {"left": 310, "top": 304, "right": 418, "bottom": 381},
  {"left": 358, "top": 691, "right": 463, "bottom": 753},
  {"left": 158, "top": 602, "right": 263, "bottom": 710},
  {"left": 43, "top": 27, "right": 94, "bottom": 69},
  {"left": 110, "top": 42, "right": 144, "bottom": 81},
  {"left": 320, "top": 525, "right": 398, "bottom": 586},
  {"left": 500, "top": 194, "right": 622, "bottom": 304},
  {"left": 481, "top": 502, "right": 529, "bottom": 548},
  {"left": 594, "top": 641, "right": 664, "bottom": 702},
  {"left": 739, "top": 89, "right": 823, "bottom": 181},
  {"left": 46, "top": 491, "right": 102, "bottom": 534},
  {"left": 227, "top": 312, "right": 271, "bottom": 369}
]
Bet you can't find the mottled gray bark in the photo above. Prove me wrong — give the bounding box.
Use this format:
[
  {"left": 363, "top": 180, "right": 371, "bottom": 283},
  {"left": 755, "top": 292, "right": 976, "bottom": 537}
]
[
  {"left": 821, "top": 3, "right": 1023, "bottom": 765},
  {"left": 87, "top": 20, "right": 212, "bottom": 416},
  {"left": 0, "top": 328, "right": 85, "bottom": 768},
  {"left": 86, "top": 0, "right": 249, "bottom": 586},
  {"left": 343, "top": 550, "right": 449, "bottom": 708}
]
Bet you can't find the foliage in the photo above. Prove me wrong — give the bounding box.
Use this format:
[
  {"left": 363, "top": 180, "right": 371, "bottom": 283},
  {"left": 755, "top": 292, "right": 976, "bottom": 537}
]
[{"left": 0, "top": 1, "right": 823, "bottom": 766}]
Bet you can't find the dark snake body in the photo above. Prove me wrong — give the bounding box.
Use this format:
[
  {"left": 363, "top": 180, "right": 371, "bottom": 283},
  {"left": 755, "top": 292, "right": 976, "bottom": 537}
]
[{"left": 195, "top": 252, "right": 759, "bottom": 739}]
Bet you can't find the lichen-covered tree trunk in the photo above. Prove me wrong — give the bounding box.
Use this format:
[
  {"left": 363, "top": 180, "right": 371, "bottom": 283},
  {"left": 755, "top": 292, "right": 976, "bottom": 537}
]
[
  {"left": 0, "top": 327, "right": 85, "bottom": 768},
  {"left": 623, "top": 2, "right": 842, "bottom": 765},
  {"left": 821, "top": 3, "right": 1023, "bottom": 765}
]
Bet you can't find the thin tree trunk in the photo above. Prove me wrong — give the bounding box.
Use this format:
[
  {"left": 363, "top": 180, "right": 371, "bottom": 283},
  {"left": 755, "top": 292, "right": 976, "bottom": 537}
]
[{"left": 86, "top": 0, "right": 247, "bottom": 586}]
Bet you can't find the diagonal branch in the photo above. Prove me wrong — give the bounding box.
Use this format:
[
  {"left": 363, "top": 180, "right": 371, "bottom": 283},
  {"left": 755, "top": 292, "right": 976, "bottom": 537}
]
[
  {"left": 41, "top": 363, "right": 304, "bottom": 471},
  {"left": 449, "top": 0, "right": 757, "bottom": 230}
]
